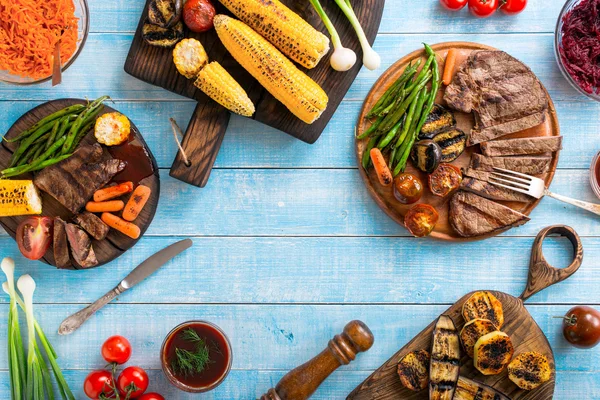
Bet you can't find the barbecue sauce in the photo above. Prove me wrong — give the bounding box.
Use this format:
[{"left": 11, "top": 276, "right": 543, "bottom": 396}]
[{"left": 107, "top": 138, "right": 154, "bottom": 185}]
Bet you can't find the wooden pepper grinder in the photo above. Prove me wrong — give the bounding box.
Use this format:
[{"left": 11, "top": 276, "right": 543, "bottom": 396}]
[{"left": 260, "top": 320, "right": 374, "bottom": 400}]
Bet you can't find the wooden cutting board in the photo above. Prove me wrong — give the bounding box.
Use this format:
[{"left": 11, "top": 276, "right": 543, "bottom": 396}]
[
  {"left": 347, "top": 225, "right": 583, "bottom": 400},
  {"left": 124, "top": 0, "right": 384, "bottom": 187},
  {"left": 0, "top": 99, "right": 160, "bottom": 270}
]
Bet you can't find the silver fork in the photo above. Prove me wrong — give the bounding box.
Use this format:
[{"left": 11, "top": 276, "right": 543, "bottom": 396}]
[{"left": 489, "top": 167, "right": 600, "bottom": 216}]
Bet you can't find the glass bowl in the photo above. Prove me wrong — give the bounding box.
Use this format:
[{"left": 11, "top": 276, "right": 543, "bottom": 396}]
[
  {"left": 554, "top": 0, "right": 600, "bottom": 102},
  {"left": 0, "top": 0, "right": 89, "bottom": 85},
  {"left": 590, "top": 151, "right": 600, "bottom": 200}
]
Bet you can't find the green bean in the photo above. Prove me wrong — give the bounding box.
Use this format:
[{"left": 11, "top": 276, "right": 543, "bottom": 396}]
[
  {"left": 44, "top": 119, "right": 62, "bottom": 151},
  {"left": 392, "top": 87, "right": 426, "bottom": 150},
  {"left": 1, "top": 153, "right": 72, "bottom": 178},
  {"left": 362, "top": 137, "right": 378, "bottom": 170},
  {"left": 405, "top": 55, "right": 434, "bottom": 93},
  {"left": 32, "top": 142, "right": 45, "bottom": 161},
  {"left": 28, "top": 154, "right": 72, "bottom": 172},
  {"left": 18, "top": 142, "right": 44, "bottom": 167},
  {"left": 377, "top": 117, "right": 403, "bottom": 149},
  {"left": 388, "top": 147, "right": 397, "bottom": 170},
  {"left": 3, "top": 104, "right": 85, "bottom": 143},
  {"left": 30, "top": 136, "right": 67, "bottom": 167},
  {"left": 367, "top": 62, "right": 419, "bottom": 118},
  {"left": 416, "top": 45, "right": 440, "bottom": 135},
  {"left": 357, "top": 115, "right": 385, "bottom": 140},
  {"left": 71, "top": 119, "right": 95, "bottom": 151},
  {"left": 61, "top": 96, "right": 108, "bottom": 154},
  {"left": 9, "top": 120, "right": 56, "bottom": 167},
  {"left": 397, "top": 87, "right": 429, "bottom": 149}
]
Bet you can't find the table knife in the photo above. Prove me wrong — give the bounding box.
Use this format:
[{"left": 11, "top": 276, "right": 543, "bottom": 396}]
[{"left": 58, "top": 239, "right": 193, "bottom": 335}]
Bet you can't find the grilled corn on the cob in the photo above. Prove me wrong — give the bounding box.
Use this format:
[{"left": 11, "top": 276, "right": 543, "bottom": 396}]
[
  {"left": 214, "top": 14, "right": 328, "bottom": 124},
  {"left": 508, "top": 352, "right": 552, "bottom": 390},
  {"left": 0, "top": 180, "right": 42, "bottom": 217},
  {"left": 217, "top": 0, "right": 330, "bottom": 69},
  {"left": 95, "top": 112, "right": 131, "bottom": 146},
  {"left": 173, "top": 38, "right": 208, "bottom": 79},
  {"left": 195, "top": 62, "right": 255, "bottom": 117}
]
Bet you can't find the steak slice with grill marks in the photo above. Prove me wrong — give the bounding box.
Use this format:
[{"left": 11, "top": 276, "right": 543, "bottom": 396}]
[
  {"left": 73, "top": 211, "right": 110, "bottom": 241},
  {"left": 470, "top": 154, "right": 551, "bottom": 175},
  {"left": 480, "top": 136, "right": 562, "bottom": 157},
  {"left": 461, "top": 176, "right": 532, "bottom": 203},
  {"left": 53, "top": 217, "right": 71, "bottom": 269},
  {"left": 65, "top": 223, "right": 98, "bottom": 268}
]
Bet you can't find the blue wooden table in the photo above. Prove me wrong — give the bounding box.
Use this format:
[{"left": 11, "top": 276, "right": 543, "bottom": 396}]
[{"left": 1, "top": 1, "right": 600, "bottom": 398}]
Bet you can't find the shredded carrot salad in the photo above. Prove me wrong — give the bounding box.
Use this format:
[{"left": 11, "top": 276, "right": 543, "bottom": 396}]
[{"left": 0, "top": 0, "right": 79, "bottom": 80}]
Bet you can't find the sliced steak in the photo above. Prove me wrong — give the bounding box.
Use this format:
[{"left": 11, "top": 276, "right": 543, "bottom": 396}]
[
  {"left": 480, "top": 136, "right": 562, "bottom": 157},
  {"left": 53, "top": 217, "right": 71, "bottom": 269},
  {"left": 73, "top": 212, "right": 109, "bottom": 241},
  {"left": 470, "top": 154, "right": 551, "bottom": 175},
  {"left": 461, "top": 176, "right": 532, "bottom": 202},
  {"left": 65, "top": 223, "right": 98, "bottom": 268},
  {"left": 449, "top": 191, "right": 530, "bottom": 237},
  {"left": 34, "top": 144, "right": 126, "bottom": 214}
]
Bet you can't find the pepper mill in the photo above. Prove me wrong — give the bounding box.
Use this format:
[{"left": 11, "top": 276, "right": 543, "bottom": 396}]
[{"left": 260, "top": 320, "right": 374, "bottom": 400}]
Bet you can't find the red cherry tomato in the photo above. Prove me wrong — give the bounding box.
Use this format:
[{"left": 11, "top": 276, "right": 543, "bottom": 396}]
[
  {"left": 393, "top": 173, "right": 424, "bottom": 204},
  {"left": 16, "top": 217, "right": 53, "bottom": 260},
  {"left": 428, "top": 164, "right": 463, "bottom": 198},
  {"left": 404, "top": 204, "right": 439, "bottom": 238},
  {"left": 117, "top": 366, "right": 149, "bottom": 398},
  {"left": 499, "top": 0, "right": 527, "bottom": 14},
  {"left": 468, "top": 0, "right": 498, "bottom": 17},
  {"left": 183, "top": 0, "right": 216, "bottom": 32},
  {"left": 83, "top": 370, "right": 115, "bottom": 399},
  {"left": 138, "top": 394, "right": 165, "bottom": 400},
  {"left": 562, "top": 306, "right": 600, "bottom": 349},
  {"left": 440, "top": 0, "right": 468, "bottom": 10},
  {"left": 101, "top": 335, "right": 132, "bottom": 365}
]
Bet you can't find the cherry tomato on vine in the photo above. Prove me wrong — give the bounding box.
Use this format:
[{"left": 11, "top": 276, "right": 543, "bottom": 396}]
[
  {"left": 440, "top": 0, "right": 468, "bottom": 10},
  {"left": 468, "top": 0, "right": 498, "bottom": 17},
  {"left": 561, "top": 306, "right": 600, "bottom": 349},
  {"left": 102, "top": 335, "right": 132, "bottom": 365},
  {"left": 16, "top": 217, "right": 53, "bottom": 260},
  {"left": 138, "top": 394, "right": 165, "bottom": 400},
  {"left": 499, "top": 0, "right": 527, "bottom": 14},
  {"left": 117, "top": 366, "right": 149, "bottom": 398},
  {"left": 84, "top": 370, "right": 115, "bottom": 399}
]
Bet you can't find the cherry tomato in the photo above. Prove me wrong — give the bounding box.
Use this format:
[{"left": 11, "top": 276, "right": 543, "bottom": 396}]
[
  {"left": 468, "top": 0, "right": 498, "bottom": 17},
  {"left": 499, "top": 0, "right": 527, "bottom": 14},
  {"left": 440, "top": 0, "right": 468, "bottom": 10},
  {"left": 117, "top": 366, "right": 149, "bottom": 398},
  {"left": 183, "top": 0, "right": 216, "bottom": 33},
  {"left": 562, "top": 306, "right": 600, "bottom": 349},
  {"left": 428, "top": 164, "right": 463, "bottom": 198},
  {"left": 138, "top": 394, "right": 165, "bottom": 400},
  {"left": 101, "top": 335, "right": 132, "bottom": 365},
  {"left": 404, "top": 204, "right": 439, "bottom": 238},
  {"left": 16, "top": 217, "right": 53, "bottom": 260},
  {"left": 393, "top": 173, "right": 424, "bottom": 204},
  {"left": 83, "top": 370, "right": 115, "bottom": 399}
]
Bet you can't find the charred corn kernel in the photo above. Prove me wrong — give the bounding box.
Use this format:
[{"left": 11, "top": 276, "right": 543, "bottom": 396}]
[
  {"left": 173, "top": 38, "right": 208, "bottom": 79},
  {"left": 218, "top": 0, "right": 330, "bottom": 69},
  {"left": 0, "top": 180, "right": 42, "bottom": 217},
  {"left": 94, "top": 112, "right": 131, "bottom": 146},
  {"left": 214, "top": 15, "right": 328, "bottom": 124},
  {"left": 194, "top": 61, "right": 255, "bottom": 117}
]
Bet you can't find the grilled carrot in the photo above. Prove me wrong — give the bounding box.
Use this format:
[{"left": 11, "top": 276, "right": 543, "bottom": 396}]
[
  {"left": 122, "top": 185, "right": 152, "bottom": 222},
  {"left": 93, "top": 182, "right": 134, "bottom": 202},
  {"left": 442, "top": 48, "right": 457, "bottom": 86},
  {"left": 101, "top": 213, "right": 141, "bottom": 239},
  {"left": 86, "top": 200, "right": 124, "bottom": 213},
  {"left": 370, "top": 148, "right": 393, "bottom": 186}
]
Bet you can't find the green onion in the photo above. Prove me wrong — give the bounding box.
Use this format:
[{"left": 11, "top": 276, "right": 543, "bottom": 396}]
[{"left": 333, "top": 0, "right": 380, "bottom": 70}]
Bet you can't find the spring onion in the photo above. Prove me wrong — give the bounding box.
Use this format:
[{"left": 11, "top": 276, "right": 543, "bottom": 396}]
[{"left": 334, "top": 0, "right": 381, "bottom": 70}]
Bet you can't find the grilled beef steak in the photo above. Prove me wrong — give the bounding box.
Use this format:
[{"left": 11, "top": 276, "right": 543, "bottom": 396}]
[
  {"left": 480, "top": 136, "right": 562, "bottom": 157},
  {"left": 443, "top": 51, "right": 548, "bottom": 146},
  {"left": 65, "top": 223, "right": 98, "bottom": 268},
  {"left": 53, "top": 217, "right": 71, "bottom": 269},
  {"left": 34, "top": 144, "right": 126, "bottom": 214},
  {"left": 449, "top": 191, "right": 530, "bottom": 237},
  {"left": 461, "top": 176, "right": 532, "bottom": 202},
  {"left": 73, "top": 211, "right": 110, "bottom": 241},
  {"left": 470, "top": 154, "right": 551, "bottom": 175}
]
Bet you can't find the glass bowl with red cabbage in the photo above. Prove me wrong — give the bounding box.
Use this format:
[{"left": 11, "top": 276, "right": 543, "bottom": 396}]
[{"left": 555, "top": 0, "right": 600, "bottom": 101}]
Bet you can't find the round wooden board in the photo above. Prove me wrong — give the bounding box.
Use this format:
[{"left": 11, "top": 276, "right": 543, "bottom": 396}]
[
  {"left": 355, "top": 42, "right": 561, "bottom": 241},
  {"left": 0, "top": 99, "right": 160, "bottom": 269}
]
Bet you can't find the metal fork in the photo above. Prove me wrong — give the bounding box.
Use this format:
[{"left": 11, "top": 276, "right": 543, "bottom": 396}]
[{"left": 489, "top": 167, "right": 600, "bottom": 216}]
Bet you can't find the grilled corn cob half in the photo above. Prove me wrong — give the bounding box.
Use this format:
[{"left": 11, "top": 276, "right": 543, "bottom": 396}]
[
  {"left": 454, "top": 376, "right": 511, "bottom": 400},
  {"left": 173, "top": 38, "right": 208, "bottom": 79},
  {"left": 429, "top": 315, "right": 460, "bottom": 400},
  {"left": 0, "top": 180, "right": 42, "bottom": 217},
  {"left": 508, "top": 352, "right": 552, "bottom": 390},
  {"left": 462, "top": 291, "right": 504, "bottom": 329},
  {"left": 214, "top": 15, "right": 328, "bottom": 124},
  {"left": 397, "top": 350, "right": 430, "bottom": 392},
  {"left": 217, "top": 0, "right": 330, "bottom": 69},
  {"left": 195, "top": 62, "right": 255, "bottom": 117}
]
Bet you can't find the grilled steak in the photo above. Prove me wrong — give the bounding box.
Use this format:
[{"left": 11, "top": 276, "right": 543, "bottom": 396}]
[
  {"left": 73, "top": 211, "right": 109, "bottom": 241},
  {"left": 470, "top": 154, "right": 551, "bottom": 175},
  {"left": 480, "top": 136, "right": 562, "bottom": 157},
  {"left": 449, "top": 191, "right": 530, "bottom": 237},
  {"left": 461, "top": 176, "right": 532, "bottom": 202},
  {"left": 34, "top": 144, "right": 126, "bottom": 214},
  {"left": 65, "top": 223, "right": 98, "bottom": 268},
  {"left": 443, "top": 51, "right": 548, "bottom": 145},
  {"left": 53, "top": 217, "right": 71, "bottom": 269}
]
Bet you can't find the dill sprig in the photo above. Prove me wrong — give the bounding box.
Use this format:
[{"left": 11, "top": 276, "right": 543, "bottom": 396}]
[{"left": 171, "top": 328, "right": 212, "bottom": 378}]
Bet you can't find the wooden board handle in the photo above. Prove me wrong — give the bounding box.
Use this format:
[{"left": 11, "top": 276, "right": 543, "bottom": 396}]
[
  {"left": 520, "top": 225, "right": 583, "bottom": 301},
  {"left": 260, "top": 320, "right": 374, "bottom": 400},
  {"left": 169, "top": 101, "right": 230, "bottom": 188}
]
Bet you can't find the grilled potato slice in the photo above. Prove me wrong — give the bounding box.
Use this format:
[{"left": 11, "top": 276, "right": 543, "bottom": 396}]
[
  {"left": 462, "top": 291, "right": 504, "bottom": 329},
  {"left": 397, "top": 350, "right": 430, "bottom": 392},
  {"left": 474, "top": 331, "right": 514, "bottom": 375},
  {"left": 419, "top": 104, "right": 456, "bottom": 139},
  {"left": 454, "top": 376, "right": 511, "bottom": 400},
  {"left": 508, "top": 352, "right": 552, "bottom": 390},
  {"left": 430, "top": 315, "right": 460, "bottom": 400},
  {"left": 460, "top": 318, "right": 498, "bottom": 358}
]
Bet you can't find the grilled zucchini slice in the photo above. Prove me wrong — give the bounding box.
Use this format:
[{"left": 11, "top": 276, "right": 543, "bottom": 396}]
[
  {"left": 508, "top": 352, "right": 552, "bottom": 390},
  {"left": 429, "top": 315, "right": 460, "bottom": 400},
  {"left": 462, "top": 291, "right": 504, "bottom": 329},
  {"left": 454, "top": 376, "right": 511, "bottom": 400},
  {"left": 474, "top": 331, "right": 514, "bottom": 375},
  {"left": 432, "top": 128, "right": 467, "bottom": 163},
  {"left": 419, "top": 104, "right": 456, "bottom": 140},
  {"left": 397, "top": 350, "right": 430, "bottom": 392},
  {"left": 460, "top": 318, "right": 498, "bottom": 358}
]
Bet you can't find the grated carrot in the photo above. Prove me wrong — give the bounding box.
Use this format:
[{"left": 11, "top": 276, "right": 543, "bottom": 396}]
[{"left": 0, "top": 0, "right": 79, "bottom": 79}]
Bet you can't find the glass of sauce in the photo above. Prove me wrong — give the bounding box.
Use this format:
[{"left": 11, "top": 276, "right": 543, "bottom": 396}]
[
  {"left": 161, "top": 321, "right": 232, "bottom": 393},
  {"left": 591, "top": 151, "right": 600, "bottom": 200}
]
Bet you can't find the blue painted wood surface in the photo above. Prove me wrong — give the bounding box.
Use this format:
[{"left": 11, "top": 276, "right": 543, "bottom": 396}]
[{"left": 1, "top": 1, "right": 599, "bottom": 398}]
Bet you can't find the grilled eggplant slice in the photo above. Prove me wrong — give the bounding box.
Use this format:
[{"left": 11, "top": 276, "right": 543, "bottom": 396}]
[
  {"left": 411, "top": 140, "right": 442, "bottom": 173},
  {"left": 454, "top": 376, "right": 512, "bottom": 400},
  {"left": 420, "top": 104, "right": 456, "bottom": 140},
  {"left": 397, "top": 350, "right": 430, "bottom": 392},
  {"left": 429, "top": 315, "right": 460, "bottom": 400},
  {"left": 142, "top": 20, "right": 184, "bottom": 47},
  {"left": 460, "top": 318, "right": 498, "bottom": 358},
  {"left": 148, "top": 0, "right": 182, "bottom": 28},
  {"left": 432, "top": 128, "right": 467, "bottom": 163},
  {"left": 474, "top": 331, "right": 514, "bottom": 375},
  {"left": 508, "top": 352, "right": 552, "bottom": 390},
  {"left": 462, "top": 291, "right": 504, "bottom": 329}
]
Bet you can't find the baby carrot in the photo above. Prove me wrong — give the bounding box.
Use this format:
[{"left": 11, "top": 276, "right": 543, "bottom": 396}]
[
  {"left": 122, "top": 185, "right": 152, "bottom": 222},
  {"left": 442, "top": 48, "right": 457, "bottom": 86},
  {"left": 93, "top": 182, "right": 134, "bottom": 202},
  {"left": 101, "top": 212, "right": 141, "bottom": 239},
  {"left": 86, "top": 200, "right": 124, "bottom": 213},
  {"left": 370, "top": 148, "right": 393, "bottom": 186}
]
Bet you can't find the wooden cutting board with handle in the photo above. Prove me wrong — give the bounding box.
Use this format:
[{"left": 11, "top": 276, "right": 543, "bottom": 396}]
[
  {"left": 124, "top": 0, "right": 385, "bottom": 187},
  {"left": 347, "top": 225, "right": 583, "bottom": 400}
]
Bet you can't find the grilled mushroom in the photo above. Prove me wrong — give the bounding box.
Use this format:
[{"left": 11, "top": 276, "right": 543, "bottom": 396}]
[
  {"left": 142, "top": 20, "right": 184, "bottom": 47},
  {"left": 148, "top": 0, "right": 183, "bottom": 28}
]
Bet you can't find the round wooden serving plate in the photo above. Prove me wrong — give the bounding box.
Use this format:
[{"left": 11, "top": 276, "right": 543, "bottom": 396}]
[
  {"left": 356, "top": 42, "right": 561, "bottom": 241},
  {"left": 0, "top": 99, "right": 160, "bottom": 269}
]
